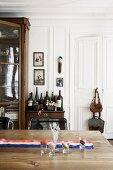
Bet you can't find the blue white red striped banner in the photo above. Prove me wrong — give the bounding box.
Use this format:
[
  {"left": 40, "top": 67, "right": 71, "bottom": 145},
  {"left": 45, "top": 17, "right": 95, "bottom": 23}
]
[{"left": 0, "top": 139, "right": 93, "bottom": 149}]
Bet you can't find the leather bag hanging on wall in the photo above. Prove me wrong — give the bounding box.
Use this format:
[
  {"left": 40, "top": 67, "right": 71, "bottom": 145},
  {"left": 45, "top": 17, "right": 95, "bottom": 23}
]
[{"left": 90, "top": 88, "right": 103, "bottom": 118}]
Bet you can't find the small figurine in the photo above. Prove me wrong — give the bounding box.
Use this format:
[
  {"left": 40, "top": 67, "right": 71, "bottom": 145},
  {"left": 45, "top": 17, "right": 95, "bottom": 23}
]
[
  {"left": 79, "top": 137, "right": 86, "bottom": 151},
  {"left": 62, "top": 141, "right": 69, "bottom": 154},
  {"left": 48, "top": 142, "right": 56, "bottom": 156},
  {"left": 41, "top": 148, "right": 44, "bottom": 156}
]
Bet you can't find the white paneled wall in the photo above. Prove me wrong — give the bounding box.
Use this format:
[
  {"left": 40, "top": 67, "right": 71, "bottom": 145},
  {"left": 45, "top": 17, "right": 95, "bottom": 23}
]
[
  {"left": 29, "top": 26, "right": 49, "bottom": 94},
  {"left": 29, "top": 18, "right": 113, "bottom": 138}
]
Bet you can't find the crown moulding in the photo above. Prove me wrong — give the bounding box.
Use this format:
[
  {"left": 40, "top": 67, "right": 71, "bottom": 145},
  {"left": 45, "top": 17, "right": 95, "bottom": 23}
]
[{"left": 0, "top": 7, "right": 113, "bottom": 19}]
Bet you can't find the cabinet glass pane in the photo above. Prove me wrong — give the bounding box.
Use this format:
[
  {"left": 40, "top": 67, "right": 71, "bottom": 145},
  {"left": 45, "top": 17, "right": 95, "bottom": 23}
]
[
  {"left": 0, "top": 47, "right": 19, "bottom": 63},
  {"left": 0, "top": 64, "right": 18, "bottom": 100},
  {"left": 0, "top": 22, "right": 19, "bottom": 129}
]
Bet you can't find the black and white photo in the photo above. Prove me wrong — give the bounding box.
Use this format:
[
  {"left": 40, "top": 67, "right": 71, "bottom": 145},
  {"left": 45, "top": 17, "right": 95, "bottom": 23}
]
[
  {"left": 33, "top": 52, "right": 44, "bottom": 67},
  {"left": 56, "top": 78, "right": 63, "bottom": 87},
  {"left": 34, "top": 69, "right": 45, "bottom": 85}
]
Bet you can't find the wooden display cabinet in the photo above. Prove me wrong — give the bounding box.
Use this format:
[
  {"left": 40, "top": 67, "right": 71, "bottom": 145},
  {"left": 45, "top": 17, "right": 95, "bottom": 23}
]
[{"left": 0, "top": 18, "right": 30, "bottom": 129}]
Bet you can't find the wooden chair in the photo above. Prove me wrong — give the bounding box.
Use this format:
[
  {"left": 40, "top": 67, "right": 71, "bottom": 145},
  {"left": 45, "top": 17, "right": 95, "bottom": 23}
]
[
  {"left": 28, "top": 117, "right": 67, "bottom": 130},
  {"left": 28, "top": 118, "right": 43, "bottom": 130},
  {"left": 0, "top": 117, "right": 14, "bottom": 129}
]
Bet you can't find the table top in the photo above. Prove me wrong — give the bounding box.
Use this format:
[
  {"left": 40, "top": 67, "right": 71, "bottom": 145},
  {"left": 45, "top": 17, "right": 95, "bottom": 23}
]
[{"left": 0, "top": 130, "right": 113, "bottom": 170}]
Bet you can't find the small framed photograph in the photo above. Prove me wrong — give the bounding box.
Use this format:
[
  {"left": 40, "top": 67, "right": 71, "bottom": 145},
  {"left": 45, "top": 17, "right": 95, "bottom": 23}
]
[
  {"left": 34, "top": 69, "right": 45, "bottom": 85},
  {"left": 33, "top": 52, "right": 44, "bottom": 67},
  {"left": 56, "top": 78, "right": 63, "bottom": 87}
]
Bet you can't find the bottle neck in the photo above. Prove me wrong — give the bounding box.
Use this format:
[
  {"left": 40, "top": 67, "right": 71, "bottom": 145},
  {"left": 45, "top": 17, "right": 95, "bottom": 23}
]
[
  {"left": 35, "top": 87, "right": 39, "bottom": 101},
  {"left": 59, "top": 90, "right": 61, "bottom": 96},
  {"left": 40, "top": 93, "right": 43, "bottom": 98},
  {"left": 46, "top": 91, "right": 49, "bottom": 97},
  {"left": 36, "top": 87, "right": 38, "bottom": 96},
  {"left": 29, "top": 93, "right": 33, "bottom": 100},
  {"left": 40, "top": 93, "right": 43, "bottom": 102},
  {"left": 51, "top": 92, "right": 54, "bottom": 100}
]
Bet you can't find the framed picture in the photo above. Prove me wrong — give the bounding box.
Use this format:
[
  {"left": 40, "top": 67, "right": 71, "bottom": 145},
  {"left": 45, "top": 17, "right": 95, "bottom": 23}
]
[
  {"left": 56, "top": 78, "right": 63, "bottom": 87},
  {"left": 33, "top": 52, "right": 44, "bottom": 67},
  {"left": 34, "top": 69, "right": 45, "bottom": 85}
]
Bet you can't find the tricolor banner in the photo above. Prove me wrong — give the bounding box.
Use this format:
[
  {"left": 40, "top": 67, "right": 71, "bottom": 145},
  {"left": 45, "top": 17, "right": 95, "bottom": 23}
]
[{"left": 0, "top": 139, "right": 93, "bottom": 149}]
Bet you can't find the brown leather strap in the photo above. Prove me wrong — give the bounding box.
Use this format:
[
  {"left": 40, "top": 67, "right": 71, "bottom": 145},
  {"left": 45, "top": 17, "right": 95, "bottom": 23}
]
[
  {"left": 96, "top": 88, "right": 101, "bottom": 103},
  {"left": 94, "top": 88, "right": 101, "bottom": 103}
]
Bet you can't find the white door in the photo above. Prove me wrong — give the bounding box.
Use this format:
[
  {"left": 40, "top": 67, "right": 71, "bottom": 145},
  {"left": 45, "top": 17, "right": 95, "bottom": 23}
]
[
  {"left": 70, "top": 33, "right": 113, "bottom": 138},
  {"left": 103, "top": 36, "right": 113, "bottom": 139}
]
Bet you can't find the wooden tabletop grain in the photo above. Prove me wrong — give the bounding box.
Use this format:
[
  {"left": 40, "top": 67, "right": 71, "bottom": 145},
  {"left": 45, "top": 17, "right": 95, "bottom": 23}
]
[{"left": 0, "top": 130, "right": 113, "bottom": 170}]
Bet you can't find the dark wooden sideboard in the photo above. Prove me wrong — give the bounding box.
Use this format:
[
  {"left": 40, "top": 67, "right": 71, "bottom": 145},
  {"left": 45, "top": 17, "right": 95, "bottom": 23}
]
[{"left": 26, "top": 110, "right": 65, "bottom": 129}]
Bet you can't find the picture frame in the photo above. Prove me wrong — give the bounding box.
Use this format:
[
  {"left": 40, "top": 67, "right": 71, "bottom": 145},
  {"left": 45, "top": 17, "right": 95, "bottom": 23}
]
[
  {"left": 56, "top": 78, "right": 63, "bottom": 87},
  {"left": 34, "top": 69, "right": 45, "bottom": 85},
  {"left": 33, "top": 52, "right": 44, "bottom": 67}
]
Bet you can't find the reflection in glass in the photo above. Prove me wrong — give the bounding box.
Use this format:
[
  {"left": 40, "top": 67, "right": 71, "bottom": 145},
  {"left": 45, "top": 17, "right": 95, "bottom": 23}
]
[
  {"left": 0, "top": 22, "right": 19, "bottom": 129},
  {"left": 0, "top": 24, "right": 19, "bottom": 38},
  {"left": 0, "top": 23, "right": 19, "bottom": 102},
  {"left": 0, "top": 64, "right": 18, "bottom": 101}
]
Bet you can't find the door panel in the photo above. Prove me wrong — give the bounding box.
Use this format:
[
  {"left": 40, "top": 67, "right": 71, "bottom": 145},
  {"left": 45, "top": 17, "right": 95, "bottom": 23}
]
[
  {"left": 70, "top": 34, "right": 101, "bottom": 130},
  {"left": 103, "top": 36, "right": 113, "bottom": 138},
  {"left": 70, "top": 33, "right": 113, "bottom": 138}
]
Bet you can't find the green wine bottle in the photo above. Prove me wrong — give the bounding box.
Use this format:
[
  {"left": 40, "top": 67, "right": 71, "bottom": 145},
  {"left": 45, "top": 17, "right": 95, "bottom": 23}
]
[
  {"left": 33, "top": 87, "right": 39, "bottom": 111},
  {"left": 44, "top": 91, "right": 50, "bottom": 110}
]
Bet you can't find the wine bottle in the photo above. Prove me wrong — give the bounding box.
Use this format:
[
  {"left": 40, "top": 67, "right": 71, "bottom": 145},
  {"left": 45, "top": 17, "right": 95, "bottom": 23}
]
[
  {"left": 35, "top": 87, "right": 39, "bottom": 102},
  {"left": 57, "top": 90, "right": 63, "bottom": 111},
  {"left": 54, "top": 95, "right": 57, "bottom": 111},
  {"left": 39, "top": 93, "right": 44, "bottom": 109},
  {"left": 27, "top": 92, "right": 33, "bottom": 110},
  {"left": 51, "top": 92, "right": 54, "bottom": 102},
  {"left": 44, "top": 91, "right": 50, "bottom": 110},
  {"left": 39, "top": 93, "right": 44, "bottom": 104},
  {"left": 49, "top": 91, "right": 55, "bottom": 111},
  {"left": 33, "top": 87, "right": 39, "bottom": 111}
]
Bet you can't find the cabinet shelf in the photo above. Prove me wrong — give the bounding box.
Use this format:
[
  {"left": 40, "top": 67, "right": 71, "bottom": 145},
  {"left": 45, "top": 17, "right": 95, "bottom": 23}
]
[
  {"left": 0, "top": 37, "right": 19, "bottom": 44},
  {"left": 0, "top": 62, "right": 19, "bottom": 65},
  {"left": 0, "top": 100, "right": 19, "bottom": 106}
]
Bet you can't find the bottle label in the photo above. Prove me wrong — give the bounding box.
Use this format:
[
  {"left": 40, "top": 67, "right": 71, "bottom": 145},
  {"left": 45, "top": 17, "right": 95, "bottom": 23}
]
[
  {"left": 28, "top": 100, "right": 33, "bottom": 106},
  {"left": 57, "top": 100, "right": 61, "bottom": 107}
]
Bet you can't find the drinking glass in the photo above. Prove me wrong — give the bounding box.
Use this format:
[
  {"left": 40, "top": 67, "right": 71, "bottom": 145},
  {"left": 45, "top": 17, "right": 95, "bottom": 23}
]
[
  {"left": 52, "top": 130, "right": 59, "bottom": 145},
  {"left": 40, "top": 141, "right": 47, "bottom": 155}
]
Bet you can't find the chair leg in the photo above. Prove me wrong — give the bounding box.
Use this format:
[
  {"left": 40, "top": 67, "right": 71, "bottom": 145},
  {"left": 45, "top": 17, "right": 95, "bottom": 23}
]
[
  {"left": 9, "top": 120, "right": 14, "bottom": 130},
  {"left": 28, "top": 121, "right": 31, "bottom": 130}
]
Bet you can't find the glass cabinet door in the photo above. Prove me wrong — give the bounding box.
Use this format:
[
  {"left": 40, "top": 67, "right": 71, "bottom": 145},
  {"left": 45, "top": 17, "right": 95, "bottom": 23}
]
[{"left": 0, "top": 21, "right": 20, "bottom": 129}]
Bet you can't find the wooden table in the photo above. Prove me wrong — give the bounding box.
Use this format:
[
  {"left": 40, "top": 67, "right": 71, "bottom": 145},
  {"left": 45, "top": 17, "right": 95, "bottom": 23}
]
[{"left": 0, "top": 130, "right": 113, "bottom": 170}]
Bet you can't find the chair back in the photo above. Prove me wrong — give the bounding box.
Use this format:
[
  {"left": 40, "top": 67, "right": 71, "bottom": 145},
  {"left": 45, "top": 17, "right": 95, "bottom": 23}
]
[
  {"left": 0, "top": 117, "right": 14, "bottom": 129},
  {"left": 28, "top": 118, "right": 43, "bottom": 130},
  {"left": 28, "top": 117, "right": 67, "bottom": 130}
]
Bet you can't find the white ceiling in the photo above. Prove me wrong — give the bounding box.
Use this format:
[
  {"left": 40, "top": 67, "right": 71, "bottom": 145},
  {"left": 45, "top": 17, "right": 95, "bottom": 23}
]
[{"left": 0, "top": 0, "right": 113, "bottom": 18}]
